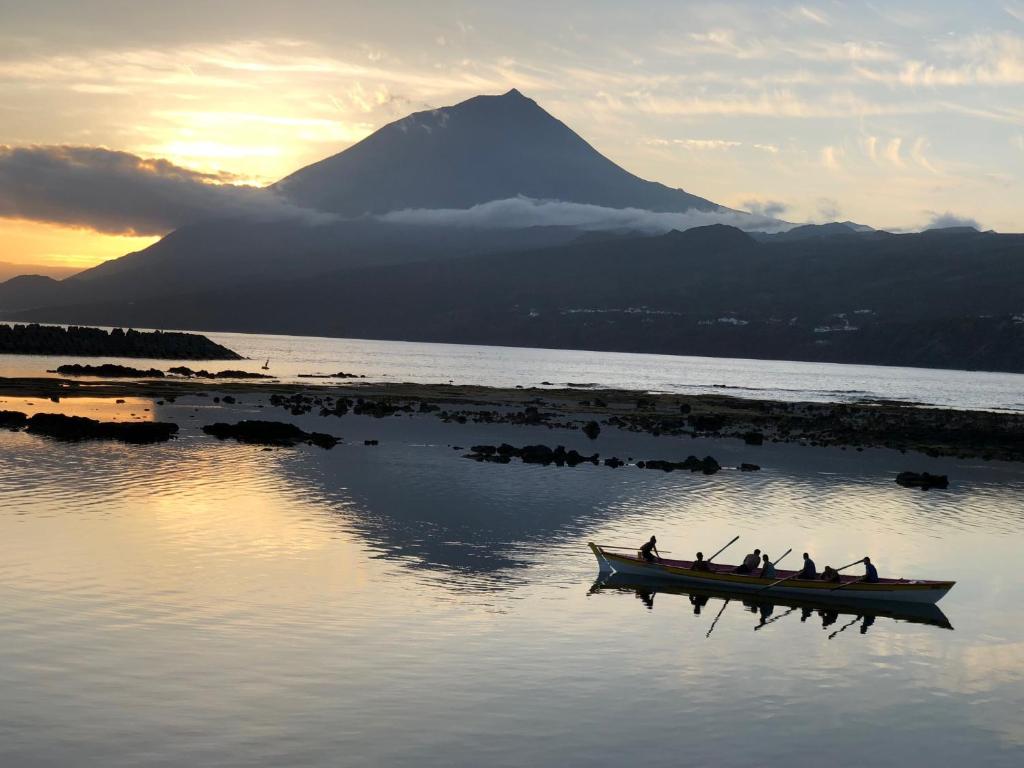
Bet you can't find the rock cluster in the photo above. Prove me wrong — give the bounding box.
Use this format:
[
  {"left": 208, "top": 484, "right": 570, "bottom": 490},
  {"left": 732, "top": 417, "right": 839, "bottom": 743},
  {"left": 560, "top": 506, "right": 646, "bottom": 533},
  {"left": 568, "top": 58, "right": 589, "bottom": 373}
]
[
  {"left": 4, "top": 411, "right": 179, "bottom": 443},
  {"left": 202, "top": 420, "right": 339, "bottom": 448},
  {"left": 0, "top": 324, "right": 240, "bottom": 359},
  {"left": 52, "top": 363, "right": 165, "bottom": 378},
  {"left": 465, "top": 443, "right": 600, "bottom": 466},
  {"left": 637, "top": 456, "right": 722, "bottom": 474},
  {"left": 167, "top": 367, "right": 272, "bottom": 379},
  {"left": 895, "top": 471, "right": 949, "bottom": 489}
]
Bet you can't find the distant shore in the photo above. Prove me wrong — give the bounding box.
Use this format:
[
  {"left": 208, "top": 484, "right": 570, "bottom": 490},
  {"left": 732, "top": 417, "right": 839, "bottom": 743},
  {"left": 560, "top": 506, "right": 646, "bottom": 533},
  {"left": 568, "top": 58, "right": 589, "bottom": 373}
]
[{"left": 2, "top": 375, "right": 1022, "bottom": 463}]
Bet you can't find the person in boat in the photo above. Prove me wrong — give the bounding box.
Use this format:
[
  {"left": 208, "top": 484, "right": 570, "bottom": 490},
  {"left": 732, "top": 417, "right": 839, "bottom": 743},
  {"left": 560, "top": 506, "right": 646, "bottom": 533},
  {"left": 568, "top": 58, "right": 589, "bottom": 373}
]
[
  {"left": 798, "top": 552, "right": 817, "bottom": 579},
  {"left": 759, "top": 553, "right": 776, "bottom": 579},
  {"left": 821, "top": 565, "right": 841, "bottom": 583},
  {"left": 863, "top": 556, "right": 879, "bottom": 583},
  {"left": 734, "top": 548, "right": 761, "bottom": 574},
  {"left": 639, "top": 536, "right": 661, "bottom": 563},
  {"left": 691, "top": 551, "right": 711, "bottom": 571}
]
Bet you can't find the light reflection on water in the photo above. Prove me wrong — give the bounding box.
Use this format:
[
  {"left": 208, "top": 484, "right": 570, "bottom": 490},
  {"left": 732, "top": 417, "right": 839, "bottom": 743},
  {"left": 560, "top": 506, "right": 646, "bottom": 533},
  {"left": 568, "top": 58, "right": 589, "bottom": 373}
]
[{"left": 1, "top": 414, "right": 1024, "bottom": 767}]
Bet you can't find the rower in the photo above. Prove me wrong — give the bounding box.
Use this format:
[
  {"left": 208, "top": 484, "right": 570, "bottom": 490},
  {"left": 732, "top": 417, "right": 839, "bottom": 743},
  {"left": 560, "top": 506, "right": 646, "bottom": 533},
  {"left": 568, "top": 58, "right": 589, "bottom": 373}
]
[
  {"left": 691, "top": 551, "right": 711, "bottom": 571},
  {"left": 863, "top": 556, "right": 879, "bottom": 583},
  {"left": 759, "top": 553, "right": 776, "bottom": 579},
  {"left": 821, "top": 565, "right": 841, "bottom": 583},
  {"left": 734, "top": 548, "right": 761, "bottom": 574},
  {"left": 798, "top": 552, "right": 817, "bottom": 579},
  {"left": 639, "top": 536, "right": 660, "bottom": 563}
]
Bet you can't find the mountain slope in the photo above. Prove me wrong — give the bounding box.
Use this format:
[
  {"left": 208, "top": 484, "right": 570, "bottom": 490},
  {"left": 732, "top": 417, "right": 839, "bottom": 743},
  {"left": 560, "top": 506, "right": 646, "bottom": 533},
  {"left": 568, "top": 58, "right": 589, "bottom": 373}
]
[{"left": 274, "top": 89, "right": 721, "bottom": 215}]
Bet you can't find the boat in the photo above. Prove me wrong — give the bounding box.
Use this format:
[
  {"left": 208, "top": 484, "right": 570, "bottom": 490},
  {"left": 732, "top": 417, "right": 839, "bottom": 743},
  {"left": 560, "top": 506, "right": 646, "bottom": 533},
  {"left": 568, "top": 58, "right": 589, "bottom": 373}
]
[
  {"left": 589, "top": 543, "right": 955, "bottom": 605},
  {"left": 589, "top": 572, "right": 953, "bottom": 631}
]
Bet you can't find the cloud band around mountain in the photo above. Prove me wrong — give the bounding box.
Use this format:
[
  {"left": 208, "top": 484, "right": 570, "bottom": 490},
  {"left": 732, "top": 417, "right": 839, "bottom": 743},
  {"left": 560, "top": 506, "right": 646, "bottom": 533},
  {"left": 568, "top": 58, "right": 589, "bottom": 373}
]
[
  {"left": 376, "top": 196, "right": 792, "bottom": 234},
  {"left": 0, "top": 145, "right": 335, "bottom": 235}
]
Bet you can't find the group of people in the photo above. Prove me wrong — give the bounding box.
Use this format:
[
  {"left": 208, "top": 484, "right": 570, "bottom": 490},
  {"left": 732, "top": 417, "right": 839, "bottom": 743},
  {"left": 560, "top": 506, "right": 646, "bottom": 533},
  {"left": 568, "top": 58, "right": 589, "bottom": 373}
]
[{"left": 637, "top": 536, "right": 880, "bottom": 583}]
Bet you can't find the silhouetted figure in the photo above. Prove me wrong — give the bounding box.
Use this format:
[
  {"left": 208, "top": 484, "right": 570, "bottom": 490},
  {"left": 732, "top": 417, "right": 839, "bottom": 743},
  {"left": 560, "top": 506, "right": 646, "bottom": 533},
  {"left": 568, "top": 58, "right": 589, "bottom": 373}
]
[
  {"left": 691, "top": 551, "right": 711, "bottom": 571},
  {"left": 798, "top": 552, "right": 817, "bottom": 579},
  {"left": 757, "top": 603, "right": 774, "bottom": 626},
  {"left": 760, "top": 554, "right": 776, "bottom": 579},
  {"left": 639, "top": 536, "right": 660, "bottom": 563},
  {"left": 821, "top": 609, "right": 839, "bottom": 628},
  {"left": 689, "top": 594, "right": 709, "bottom": 615},
  {"left": 863, "top": 556, "right": 879, "bottom": 583},
  {"left": 734, "top": 548, "right": 761, "bottom": 574},
  {"left": 860, "top": 615, "right": 876, "bottom": 634},
  {"left": 800, "top": 607, "right": 813, "bottom": 622},
  {"left": 821, "top": 565, "right": 841, "bottom": 583}
]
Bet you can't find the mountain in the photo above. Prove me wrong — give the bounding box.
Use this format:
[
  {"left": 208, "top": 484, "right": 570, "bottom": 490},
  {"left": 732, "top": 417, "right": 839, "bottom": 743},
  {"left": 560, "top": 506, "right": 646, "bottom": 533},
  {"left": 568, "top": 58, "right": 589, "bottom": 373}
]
[
  {"left": 12, "top": 225, "right": 1024, "bottom": 372},
  {"left": 274, "top": 89, "right": 721, "bottom": 215},
  {"left": 0, "top": 89, "right": 730, "bottom": 314}
]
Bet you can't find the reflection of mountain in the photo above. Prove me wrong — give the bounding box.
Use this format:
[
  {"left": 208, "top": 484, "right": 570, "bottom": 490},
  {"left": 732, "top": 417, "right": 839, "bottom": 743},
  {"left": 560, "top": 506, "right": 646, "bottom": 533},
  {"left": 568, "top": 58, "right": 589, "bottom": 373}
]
[
  {"left": 589, "top": 573, "right": 953, "bottom": 632},
  {"left": 271, "top": 442, "right": 634, "bottom": 588}
]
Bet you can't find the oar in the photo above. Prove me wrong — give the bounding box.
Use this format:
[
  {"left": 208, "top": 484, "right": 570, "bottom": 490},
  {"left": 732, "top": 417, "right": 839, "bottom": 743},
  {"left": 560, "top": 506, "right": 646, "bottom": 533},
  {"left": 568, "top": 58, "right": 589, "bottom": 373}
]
[
  {"left": 754, "top": 604, "right": 799, "bottom": 631},
  {"left": 828, "top": 615, "right": 861, "bottom": 640},
  {"left": 705, "top": 599, "right": 730, "bottom": 638},
  {"left": 772, "top": 548, "right": 792, "bottom": 566},
  {"left": 706, "top": 535, "right": 739, "bottom": 563},
  {"left": 758, "top": 557, "right": 864, "bottom": 593},
  {"left": 831, "top": 576, "right": 867, "bottom": 592}
]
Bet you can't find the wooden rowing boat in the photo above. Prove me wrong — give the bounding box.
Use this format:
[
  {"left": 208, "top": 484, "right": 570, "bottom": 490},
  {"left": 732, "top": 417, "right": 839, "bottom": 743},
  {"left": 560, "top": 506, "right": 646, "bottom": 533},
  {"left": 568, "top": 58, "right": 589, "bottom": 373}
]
[
  {"left": 589, "top": 573, "right": 953, "bottom": 630},
  {"left": 589, "top": 543, "right": 955, "bottom": 604}
]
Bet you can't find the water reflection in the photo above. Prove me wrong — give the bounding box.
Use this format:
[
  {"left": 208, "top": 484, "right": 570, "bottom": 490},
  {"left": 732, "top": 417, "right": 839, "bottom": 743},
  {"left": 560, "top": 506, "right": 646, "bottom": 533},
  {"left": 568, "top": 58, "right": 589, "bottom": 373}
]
[{"left": 589, "top": 573, "right": 953, "bottom": 634}]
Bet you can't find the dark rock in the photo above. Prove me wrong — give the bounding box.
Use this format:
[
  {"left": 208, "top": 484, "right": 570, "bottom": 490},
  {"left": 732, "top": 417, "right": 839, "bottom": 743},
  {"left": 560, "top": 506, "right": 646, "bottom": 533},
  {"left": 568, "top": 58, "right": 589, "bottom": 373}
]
[
  {"left": 471, "top": 444, "right": 497, "bottom": 455},
  {"left": 896, "top": 471, "right": 949, "bottom": 489},
  {"left": 167, "top": 366, "right": 272, "bottom": 379},
  {"left": 0, "top": 324, "right": 239, "bottom": 359},
  {"left": 364, "top": 439, "right": 379, "bottom": 446},
  {"left": 202, "top": 420, "right": 338, "bottom": 449},
  {"left": 0, "top": 410, "right": 28, "bottom": 429},
  {"left": 53, "top": 363, "right": 165, "bottom": 378},
  {"left": 743, "top": 431, "right": 765, "bottom": 446},
  {"left": 604, "top": 457, "right": 624, "bottom": 468},
  {"left": 740, "top": 463, "right": 761, "bottom": 471},
  {"left": 582, "top": 420, "right": 601, "bottom": 440},
  {"left": 25, "top": 413, "right": 178, "bottom": 443},
  {"left": 222, "top": 395, "right": 236, "bottom": 404}
]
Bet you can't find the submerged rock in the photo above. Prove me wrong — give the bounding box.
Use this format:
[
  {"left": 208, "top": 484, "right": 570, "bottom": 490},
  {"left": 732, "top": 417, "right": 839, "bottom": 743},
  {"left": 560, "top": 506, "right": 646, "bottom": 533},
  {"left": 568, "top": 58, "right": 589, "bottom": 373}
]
[
  {"left": 24, "top": 413, "right": 178, "bottom": 444},
  {"left": 52, "top": 363, "right": 165, "bottom": 378},
  {"left": 202, "top": 420, "right": 339, "bottom": 449},
  {"left": 896, "top": 471, "right": 949, "bottom": 489}
]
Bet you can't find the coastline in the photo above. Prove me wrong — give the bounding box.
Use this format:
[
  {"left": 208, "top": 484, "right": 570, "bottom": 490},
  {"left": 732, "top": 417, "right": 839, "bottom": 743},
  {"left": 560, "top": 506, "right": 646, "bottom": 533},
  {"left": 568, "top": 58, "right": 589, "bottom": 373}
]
[{"left": 2, "top": 375, "right": 1022, "bottom": 463}]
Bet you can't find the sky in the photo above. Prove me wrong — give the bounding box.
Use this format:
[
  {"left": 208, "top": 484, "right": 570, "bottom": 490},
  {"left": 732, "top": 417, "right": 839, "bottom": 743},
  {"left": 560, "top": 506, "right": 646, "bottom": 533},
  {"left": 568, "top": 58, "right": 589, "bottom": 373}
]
[{"left": 1, "top": 0, "right": 1024, "bottom": 273}]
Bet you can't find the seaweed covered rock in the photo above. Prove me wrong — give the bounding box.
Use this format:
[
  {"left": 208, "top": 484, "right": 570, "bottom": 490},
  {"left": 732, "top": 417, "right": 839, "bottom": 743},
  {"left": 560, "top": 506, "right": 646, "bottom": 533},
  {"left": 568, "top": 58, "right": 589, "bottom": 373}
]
[
  {"left": 24, "top": 413, "right": 178, "bottom": 443},
  {"left": 53, "top": 363, "right": 165, "bottom": 378},
  {"left": 202, "top": 420, "right": 339, "bottom": 449},
  {"left": 0, "top": 410, "right": 29, "bottom": 429},
  {"left": 896, "top": 471, "right": 949, "bottom": 489}
]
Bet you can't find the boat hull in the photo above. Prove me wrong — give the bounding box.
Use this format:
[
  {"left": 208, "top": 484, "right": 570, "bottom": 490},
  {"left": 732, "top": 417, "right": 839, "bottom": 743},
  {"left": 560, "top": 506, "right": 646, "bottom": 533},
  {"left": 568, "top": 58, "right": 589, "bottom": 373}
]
[{"left": 590, "top": 543, "right": 954, "bottom": 605}]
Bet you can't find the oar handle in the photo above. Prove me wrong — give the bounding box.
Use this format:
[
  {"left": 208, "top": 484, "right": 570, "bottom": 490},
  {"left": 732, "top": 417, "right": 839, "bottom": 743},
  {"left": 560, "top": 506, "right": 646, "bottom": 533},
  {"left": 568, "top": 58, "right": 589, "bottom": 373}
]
[
  {"left": 837, "top": 558, "right": 866, "bottom": 571},
  {"left": 772, "top": 548, "right": 792, "bottom": 567},
  {"left": 707, "top": 535, "right": 739, "bottom": 563}
]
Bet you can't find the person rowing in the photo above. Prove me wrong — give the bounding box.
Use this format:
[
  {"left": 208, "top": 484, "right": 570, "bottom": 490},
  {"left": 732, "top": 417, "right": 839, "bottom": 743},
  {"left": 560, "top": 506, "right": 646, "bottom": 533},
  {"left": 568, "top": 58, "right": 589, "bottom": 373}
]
[
  {"left": 691, "top": 551, "right": 711, "bottom": 571},
  {"left": 821, "top": 565, "right": 841, "bottom": 583},
  {"left": 639, "top": 536, "right": 661, "bottom": 563},
  {"left": 759, "top": 553, "right": 776, "bottom": 579},
  {"left": 798, "top": 552, "right": 817, "bottom": 579},
  {"left": 863, "top": 556, "right": 879, "bottom": 583},
  {"left": 734, "top": 548, "right": 761, "bottom": 574}
]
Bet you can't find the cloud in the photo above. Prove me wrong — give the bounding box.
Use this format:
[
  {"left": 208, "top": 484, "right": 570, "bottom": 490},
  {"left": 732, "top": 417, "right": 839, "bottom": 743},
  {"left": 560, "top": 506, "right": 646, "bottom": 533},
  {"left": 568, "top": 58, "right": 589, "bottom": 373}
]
[
  {"left": 817, "top": 198, "right": 842, "bottom": 220},
  {"left": 925, "top": 211, "right": 980, "bottom": 230},
  {"left": 376, "top": 196, "right": 793, "bottom": 234},
  {"left": 0, "top": 145, "right": 334, "bottom": 235},
  {"left": 742, "top": 199, "right": 789, "bottom": 218}
]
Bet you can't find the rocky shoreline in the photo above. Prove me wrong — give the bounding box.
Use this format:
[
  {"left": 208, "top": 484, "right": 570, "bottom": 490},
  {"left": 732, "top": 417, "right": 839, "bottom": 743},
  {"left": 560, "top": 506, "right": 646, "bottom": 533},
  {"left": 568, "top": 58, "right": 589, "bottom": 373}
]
[
  {"left": 0, "top": 324, "right": 241, "bottom": 360},
  {"left": 1, "top": 376, "right": 1022, "bottom": 463}
]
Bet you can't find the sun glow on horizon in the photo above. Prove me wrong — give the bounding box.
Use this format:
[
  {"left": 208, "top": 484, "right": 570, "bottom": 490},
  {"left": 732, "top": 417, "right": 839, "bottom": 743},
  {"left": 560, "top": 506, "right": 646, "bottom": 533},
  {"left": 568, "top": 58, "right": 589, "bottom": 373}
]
[{"left": 0, "top": 219, "right": 161, "bottom": 274}]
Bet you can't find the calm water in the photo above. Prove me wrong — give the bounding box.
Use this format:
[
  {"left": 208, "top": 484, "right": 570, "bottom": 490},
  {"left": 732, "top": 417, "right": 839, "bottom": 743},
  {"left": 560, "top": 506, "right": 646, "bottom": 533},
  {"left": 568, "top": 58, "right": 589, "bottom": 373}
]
[
  {"left": 3, "top": 327, "right": 1024, "bottom": 411},
  {"left": 1, "top": 393, "right": 1023, "bottom": 767}
]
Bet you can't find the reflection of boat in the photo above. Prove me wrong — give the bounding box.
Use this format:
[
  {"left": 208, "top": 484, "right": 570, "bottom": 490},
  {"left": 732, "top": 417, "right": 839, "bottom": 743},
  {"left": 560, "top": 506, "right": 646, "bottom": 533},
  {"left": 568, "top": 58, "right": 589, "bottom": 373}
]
[
  {"left": 590, "top": 543, "right": 955, "bottom": 604},
  {"left": 589, "top": 572, "right": 953, "bottom": 631}
]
